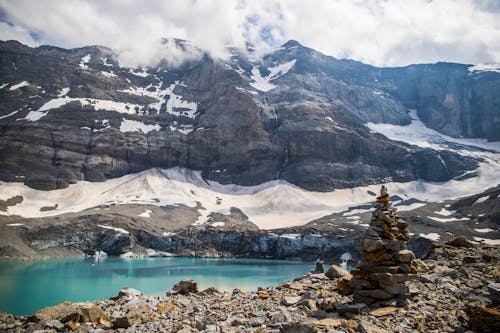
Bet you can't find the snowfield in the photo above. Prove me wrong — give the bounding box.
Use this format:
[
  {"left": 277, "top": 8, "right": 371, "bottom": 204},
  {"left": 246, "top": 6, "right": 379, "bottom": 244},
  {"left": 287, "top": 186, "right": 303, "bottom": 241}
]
[{"left": 1, "top": 108, "right": 498, "bottom": 230}]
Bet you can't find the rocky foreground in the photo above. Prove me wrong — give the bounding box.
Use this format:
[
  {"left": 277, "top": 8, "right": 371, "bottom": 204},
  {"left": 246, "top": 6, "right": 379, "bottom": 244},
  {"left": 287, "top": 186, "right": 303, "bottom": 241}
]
[{"left": 1, "top": 238, "right": 499, "bottom": 333}]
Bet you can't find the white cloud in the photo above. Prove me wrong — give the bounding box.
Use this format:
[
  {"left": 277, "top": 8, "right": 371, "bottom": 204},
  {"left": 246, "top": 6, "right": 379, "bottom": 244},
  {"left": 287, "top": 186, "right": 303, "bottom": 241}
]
[
  {"left": 0, "top": 21, "right": 38, "bottom": 46},
  {"left": 0, "top": 0, "right": 499, "bottom": 67}
]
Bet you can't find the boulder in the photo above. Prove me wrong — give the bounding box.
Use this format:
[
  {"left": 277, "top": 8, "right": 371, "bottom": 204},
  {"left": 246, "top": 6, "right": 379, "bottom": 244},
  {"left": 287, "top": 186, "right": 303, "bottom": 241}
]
[
  {"left": 79, "top": 304, "right": 109, "bottom": 323},
  {"left": 465, "top": 305, "right": 500, "bottom": 333},
  {"left": 31, "top": 302, "right": 82, "bottom": 323},
  {"left": 325, "top": 265, "right": 351, "bottom": 279},
  {"left": 171, "top": 279, "right": 198, "bottom": 295},
  {"left": 445, "top": 236, "right": 475, "bottom": 248},
  {"left": 114, "top": 287, "right": 142, "bottom": 299},
  {"left": 397, "top": 250, "right": 416, "bottom": 263}
]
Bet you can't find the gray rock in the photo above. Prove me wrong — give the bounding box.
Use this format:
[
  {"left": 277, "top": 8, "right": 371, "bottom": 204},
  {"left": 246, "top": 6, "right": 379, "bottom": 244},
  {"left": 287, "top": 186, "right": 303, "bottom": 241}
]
[
  {"left": 116, "top": 287, "right": 142, "bottom": 299},
  {"left": 420, "top": 273, "right": 439, "bottom": 283},
  {"left": 44, "top": 319, "right": 64, "bottom": 331},
  {"left": 248, "top": 316, "right": 266, "bottom": 326}
]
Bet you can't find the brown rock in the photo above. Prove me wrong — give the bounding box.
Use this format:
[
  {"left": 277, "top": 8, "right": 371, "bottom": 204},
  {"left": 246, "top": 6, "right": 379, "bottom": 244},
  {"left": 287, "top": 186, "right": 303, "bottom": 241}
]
[
  {"left": 356, "top": 263, "right": 399, "bottom": 274},
  {"left": 361, "top": 239, "right": 386, "bottom": 253},
  {"left": 79, "top": 304, "right": 109, "bottom": 323},
  {"left": 65, "top": 321, "right": 78, "bottom": 331},
  {"left": 171, "top": 279, "right": 197, "bottom": 295},
  {"left": 313, "top": 318, "right": 343, "bottom": 330},
  {"left": 361, "top": 250, "right": 392, "bottom": 263},
  {"left": 325, "top": 265, "right": 351, "bottom": 279},
  {"left": 337, "top": 279, "right": 354, "bottom": 295},
  {"left": 32, "top": 302, "right": 82, "bottom": 323},
  {"left": 397, "top": 250, "right": 416, "bottom": 263},
  {"left": 354, "top": 289, "right": 393, "bottom": 299},
  {"left": 368, "top": 273, "right": 418, "bottom": 284},
  {"left": 490, "top": 269, "right": 500, "bottom": 277},
  {"left": 258, "top": 290, "right": 270, "bottom": 299},
  {"left": 113, "top": 316, "right": 132, "bottom": 329},
  {"left": 446, "top": 236, "right": 475, "bottom": 248},
  {"left": 302, "top": 299, "right": 318, "bottom": 311},
  {"left": 369, "top": 306, "right": 397, "bottom": 317},
  {"left": 380, "top": 282, "right": 409, "bottom": 294},
  {"left": 465, "top": 305, "right": 500, "bottom": 333},
  {"left": 350, "top": 278, "right": 377, "bottom": 289}
]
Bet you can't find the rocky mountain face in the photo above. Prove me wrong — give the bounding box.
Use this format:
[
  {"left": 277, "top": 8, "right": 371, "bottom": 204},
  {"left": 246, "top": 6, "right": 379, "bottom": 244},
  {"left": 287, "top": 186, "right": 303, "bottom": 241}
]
[{"left": 1, "top": 39, "right": 494, "bottom": 191}]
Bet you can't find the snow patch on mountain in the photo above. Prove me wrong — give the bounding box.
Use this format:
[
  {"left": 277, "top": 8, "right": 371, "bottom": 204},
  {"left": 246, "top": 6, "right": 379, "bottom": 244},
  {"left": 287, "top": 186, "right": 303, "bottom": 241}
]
[
  {"left": 0, "top": 151, "right": 499, "bottom": 229},
  {"left": 101, "top": 71, "right": 117, "bottom": 78},
  {"left": 366, "top": 110, "right": 500, "bottom": 153},
  {"left": 25, "top": 96, "right": 143, "bottom": 121},
  {"left": 120, "top": 81, "right": 198, "bottom": 117},
  {"left": 120, "top": 119, "right": 160, "bottom": 134},
  {"left": 79, "top": 54, "right": 91, "bottom": 69},
  {"left": 9, "top": 81, "right": 29, "bottom": 90},
  {"left": 129, "top": 68, "right": 149, "bottom": 77},
  {"left": 249, "top": 59, "right": 296, "bottom": 92},
  {"left": 468, "top": 64, "right": 500, "bottom": 74}
]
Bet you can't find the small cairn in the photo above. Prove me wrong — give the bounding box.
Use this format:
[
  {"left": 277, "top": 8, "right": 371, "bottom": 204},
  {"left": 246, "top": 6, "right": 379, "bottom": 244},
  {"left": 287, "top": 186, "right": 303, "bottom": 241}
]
[{"left": 349, "top": 185, "right": 418, "bottom": 305}]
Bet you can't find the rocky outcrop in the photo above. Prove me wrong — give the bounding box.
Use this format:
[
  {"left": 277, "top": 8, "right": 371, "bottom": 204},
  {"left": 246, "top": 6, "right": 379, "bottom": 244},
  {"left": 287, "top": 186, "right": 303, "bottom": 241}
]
[
  {"left": 1, "top": 239, "right": 498, "bottom": 332},
  {"left": 0, "top": 40, "right": 485, "bottom": 191}
]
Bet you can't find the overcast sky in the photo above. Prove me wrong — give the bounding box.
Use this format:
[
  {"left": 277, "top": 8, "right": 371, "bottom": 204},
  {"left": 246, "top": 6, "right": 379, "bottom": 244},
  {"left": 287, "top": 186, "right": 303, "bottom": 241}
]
[{"left": 0, "top": 0, "right": 499, "bottom": 68}]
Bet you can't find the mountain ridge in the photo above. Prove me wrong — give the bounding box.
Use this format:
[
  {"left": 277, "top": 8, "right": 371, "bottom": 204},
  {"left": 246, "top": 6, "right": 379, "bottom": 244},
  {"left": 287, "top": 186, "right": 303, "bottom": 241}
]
[{"left": 2, "top": 39, "right": 497, "bottom": 192}]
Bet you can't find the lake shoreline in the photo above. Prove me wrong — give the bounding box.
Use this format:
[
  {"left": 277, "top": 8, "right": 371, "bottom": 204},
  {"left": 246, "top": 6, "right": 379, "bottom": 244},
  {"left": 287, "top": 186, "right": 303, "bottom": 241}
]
[{"left": 1, "top": 242, "right": 498, "bottom": 332}]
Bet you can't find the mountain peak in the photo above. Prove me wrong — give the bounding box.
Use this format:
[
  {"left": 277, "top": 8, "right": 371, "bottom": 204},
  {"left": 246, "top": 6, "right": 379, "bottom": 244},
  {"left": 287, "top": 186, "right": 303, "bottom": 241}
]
[{"left": 281, "top": 40, "right": 303, "bottom": 49}]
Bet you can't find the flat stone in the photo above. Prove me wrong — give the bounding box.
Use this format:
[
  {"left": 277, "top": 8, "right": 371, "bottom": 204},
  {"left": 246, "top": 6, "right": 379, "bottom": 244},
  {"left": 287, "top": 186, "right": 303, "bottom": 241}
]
[
  {"left": 281, "top": 296, "right": 302, "bottom": 306},
  {"left": 358, "top": 319, "right": 388, "bottom": 333},
  {"left": 369, "top": 273, "right": 418, "bottom": 284},
  {"left": 361, "top": 250, "right": 393, "bottom": 263},
  {"left": 248, "top": 316, "right": 266, "bottom": 327},
  {"left": 313, "top": 318, "right": 343, "bottom": 329},
  {"left": 361, "top": 239, "right": 386, "bottom": 253},
  {"left": 369, "top": 306, "right": 397, "bottom": 317},
  {"left": 357, "top": 263, "right": 399, "bottom": 274},
  {"left": 350, "top": 278, "right": 376, "bottom": 289},
  {"left": 355, "top": 289, "right": 393, "bottom": 300},
  {"left": 335, "top": 303, "right": 367, "bottom": 315},
  {"left": 380, "top": 282, "right": 409, "bottom": 294},
  {"left": 420, "top": 273, "right": 439, "bottom": 283},
  {"left": 32, "top": 302, "right": 82, "bottom": 324}
]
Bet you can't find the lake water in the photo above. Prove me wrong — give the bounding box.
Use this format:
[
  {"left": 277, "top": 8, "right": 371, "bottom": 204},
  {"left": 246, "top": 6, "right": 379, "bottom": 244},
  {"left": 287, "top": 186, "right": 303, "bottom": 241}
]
[{"left": 0, "top": 257, "right": 313, "bottom": 315}]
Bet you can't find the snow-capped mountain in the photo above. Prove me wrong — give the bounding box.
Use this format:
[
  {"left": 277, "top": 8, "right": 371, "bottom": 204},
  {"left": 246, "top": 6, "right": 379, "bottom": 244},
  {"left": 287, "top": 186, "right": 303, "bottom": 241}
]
[
  {"left": 0, "top": 39, "right": 498, "bottom": 260},
  {"left": 1, "top": 39, "right": 498, "bottom": 191}
]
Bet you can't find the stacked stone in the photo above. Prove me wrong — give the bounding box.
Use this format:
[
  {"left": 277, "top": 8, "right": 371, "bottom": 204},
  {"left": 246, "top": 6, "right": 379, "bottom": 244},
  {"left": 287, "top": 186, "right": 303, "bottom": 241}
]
[{"left": 350, "top": 185, "right": 418, "bottom": 305}]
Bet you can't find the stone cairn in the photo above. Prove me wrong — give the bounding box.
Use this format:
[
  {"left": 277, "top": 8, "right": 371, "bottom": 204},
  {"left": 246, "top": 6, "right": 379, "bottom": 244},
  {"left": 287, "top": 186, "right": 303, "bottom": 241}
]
[{"left": 349, "top": 185, "right": 418, "bottom": 305}]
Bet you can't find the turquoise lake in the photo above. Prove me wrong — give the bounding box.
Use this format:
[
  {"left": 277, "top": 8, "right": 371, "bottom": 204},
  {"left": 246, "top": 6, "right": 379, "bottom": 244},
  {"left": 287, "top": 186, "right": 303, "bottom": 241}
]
[{"left": 0, "top": 257, "right": 313, "bottom": 315}]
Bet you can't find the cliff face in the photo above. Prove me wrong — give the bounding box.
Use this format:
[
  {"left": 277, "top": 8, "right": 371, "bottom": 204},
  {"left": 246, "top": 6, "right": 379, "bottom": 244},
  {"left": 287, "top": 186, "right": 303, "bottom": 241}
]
[{"left": 0, "top": 40, "right": 496, "bottom": 191}]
